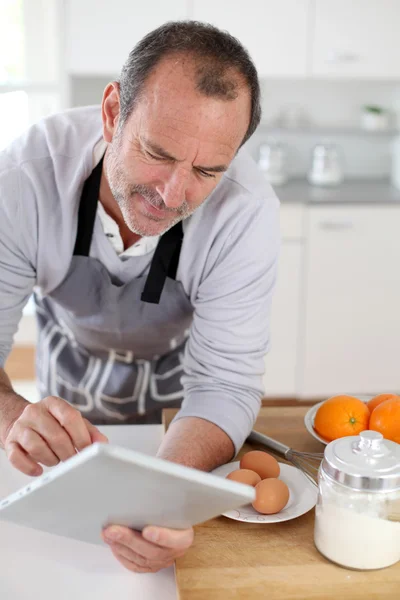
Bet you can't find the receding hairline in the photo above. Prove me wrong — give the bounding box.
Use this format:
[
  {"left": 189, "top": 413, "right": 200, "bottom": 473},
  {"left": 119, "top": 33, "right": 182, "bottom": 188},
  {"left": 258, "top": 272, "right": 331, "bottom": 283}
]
[{"left": 129, "top": 51, "right": 252, "bottom": 111}]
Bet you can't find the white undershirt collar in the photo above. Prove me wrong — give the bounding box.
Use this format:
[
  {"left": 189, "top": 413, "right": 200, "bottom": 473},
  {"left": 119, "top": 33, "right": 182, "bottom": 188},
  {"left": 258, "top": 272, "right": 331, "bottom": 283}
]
[{"left": 93, "top": 139, "right": 160, "bottom": 258}]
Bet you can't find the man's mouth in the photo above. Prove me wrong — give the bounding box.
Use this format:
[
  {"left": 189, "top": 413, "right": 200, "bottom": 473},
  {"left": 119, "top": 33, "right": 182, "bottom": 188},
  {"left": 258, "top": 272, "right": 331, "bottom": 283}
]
[{"left": 137, "top": 194, "right": 170, "bottom": 220}]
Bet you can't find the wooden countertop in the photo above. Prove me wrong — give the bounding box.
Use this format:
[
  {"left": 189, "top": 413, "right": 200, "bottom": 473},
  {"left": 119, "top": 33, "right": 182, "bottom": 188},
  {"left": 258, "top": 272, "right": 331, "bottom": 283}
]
[{"left": 163, "top": 406, "right": 400, "bottom": 600}]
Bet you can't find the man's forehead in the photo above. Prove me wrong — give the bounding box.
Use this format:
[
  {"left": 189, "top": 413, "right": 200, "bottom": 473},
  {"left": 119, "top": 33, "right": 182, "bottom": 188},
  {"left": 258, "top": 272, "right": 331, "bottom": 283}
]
[
  {"left": 138, "top": 55, "right": 249, "bottom": 115},
  {"left": 130, "top": 93, "right": 248, "bottom": 154},
  {"left": 140, "top": 115, "right": 239, "bottom": 159},
  {"left": 121, "top": 56, "right": 251, "bottom": 155}
]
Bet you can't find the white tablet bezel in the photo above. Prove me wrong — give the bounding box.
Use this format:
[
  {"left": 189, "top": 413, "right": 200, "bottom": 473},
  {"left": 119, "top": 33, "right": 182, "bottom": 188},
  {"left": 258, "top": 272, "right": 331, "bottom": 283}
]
[{"left": 0, "top": 443, "right": 255, "bottom": 545}]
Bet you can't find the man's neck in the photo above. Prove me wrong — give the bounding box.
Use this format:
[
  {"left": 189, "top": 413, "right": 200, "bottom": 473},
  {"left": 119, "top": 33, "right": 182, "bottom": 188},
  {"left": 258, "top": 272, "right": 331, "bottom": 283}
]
[{"left": 99, "top": 164, "right": 142, "bottom": 250}]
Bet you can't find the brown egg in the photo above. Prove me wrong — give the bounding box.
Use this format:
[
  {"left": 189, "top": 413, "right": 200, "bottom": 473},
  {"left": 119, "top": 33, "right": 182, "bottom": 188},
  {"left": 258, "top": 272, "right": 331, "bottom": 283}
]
[
  {"left": 226, "top": 469, "right": 262, "bottom": 487},
  {"left": 240, "top": 451, "right": 280, "bottom": 479},
  {"left": 252, "top": 478, "right": 290, "bottom": 514}
]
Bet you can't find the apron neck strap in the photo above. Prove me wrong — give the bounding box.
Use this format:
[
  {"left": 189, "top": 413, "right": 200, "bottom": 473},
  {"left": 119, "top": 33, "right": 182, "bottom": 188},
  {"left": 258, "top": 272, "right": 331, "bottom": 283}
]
[
  {"left": 141, "top": 220, "right": 183, "bottom": 304},
  {"left": 73, "top": 155, "right": 104, "bottom": 257},
  {"left": 73, "top": 152, "right": 184, "bottom": 304}
]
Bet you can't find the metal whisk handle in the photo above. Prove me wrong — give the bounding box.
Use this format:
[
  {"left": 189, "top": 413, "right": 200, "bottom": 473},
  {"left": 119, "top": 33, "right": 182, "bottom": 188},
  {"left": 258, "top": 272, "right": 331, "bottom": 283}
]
[{"left": 246, "top": 430, "right": 291, "bottom": 459}]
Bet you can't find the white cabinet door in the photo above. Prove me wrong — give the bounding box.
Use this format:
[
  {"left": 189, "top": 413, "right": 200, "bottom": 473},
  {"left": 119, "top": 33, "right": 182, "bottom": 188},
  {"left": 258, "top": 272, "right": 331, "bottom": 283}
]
[
  {"left": 263, "top": 242, "right": 303, "bottom": 397},
  {"left": 263, "top": 204, "right": 305, "bottom": 397},
  {"left": 66, "top": 0, "right": 187, "bottom": 75},
  {"left": 191, "top": 0, "right": 309, "bottom": 77},
  {"left": 300, "top": 206, "right": 400, "bottom": 398},
  {"left": 312, "top": 0, "right": 400, "bottom": 78}
]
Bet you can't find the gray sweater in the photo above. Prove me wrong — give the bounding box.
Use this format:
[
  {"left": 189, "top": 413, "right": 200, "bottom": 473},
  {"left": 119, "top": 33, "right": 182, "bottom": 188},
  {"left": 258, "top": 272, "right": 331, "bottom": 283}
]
[{"left": 0, "top": 106, "right": 280, "bottom": 452}]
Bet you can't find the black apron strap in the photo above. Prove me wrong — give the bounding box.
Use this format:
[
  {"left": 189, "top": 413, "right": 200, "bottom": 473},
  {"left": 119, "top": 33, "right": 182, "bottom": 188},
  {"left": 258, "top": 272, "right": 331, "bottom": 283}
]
[
  {"left": 73, "top": 156, "right": 104, "bottom": 256},
  {"left": 141, "top": 221, "right": 183, "bottom": 304},
  {"left": 73, "top": 153, "right": 184, "bottom": 304}
]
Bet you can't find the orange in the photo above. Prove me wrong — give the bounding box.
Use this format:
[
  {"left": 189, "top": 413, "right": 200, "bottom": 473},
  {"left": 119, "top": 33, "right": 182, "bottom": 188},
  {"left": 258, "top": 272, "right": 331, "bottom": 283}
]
[
  {"left": 367, "top": 393, "right": 400, "bottom": 414},
  {"left": 314, "top": 395, "right": 370, "bottom": 442},
  {"left": 369, "top": 399, "right": 400, "bottom": 444}
]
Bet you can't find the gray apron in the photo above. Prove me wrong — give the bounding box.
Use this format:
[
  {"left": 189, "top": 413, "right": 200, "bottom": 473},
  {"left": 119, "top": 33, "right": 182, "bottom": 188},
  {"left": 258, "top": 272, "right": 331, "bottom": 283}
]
[{"left": 34, "top": 156, "right": 194, "bottom": 424}]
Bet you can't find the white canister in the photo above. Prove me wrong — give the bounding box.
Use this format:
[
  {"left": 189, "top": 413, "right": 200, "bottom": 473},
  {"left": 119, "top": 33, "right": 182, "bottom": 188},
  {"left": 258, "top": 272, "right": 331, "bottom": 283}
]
[{"left": 314, "top": 430, "right": 400, "bottom": 570}]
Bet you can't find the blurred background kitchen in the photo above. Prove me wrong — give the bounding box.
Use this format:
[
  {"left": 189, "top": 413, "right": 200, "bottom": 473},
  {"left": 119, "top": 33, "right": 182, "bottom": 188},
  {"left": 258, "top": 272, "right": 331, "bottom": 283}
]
[{"left": 3, "top": 0, "right": 400, "bottom": 404}]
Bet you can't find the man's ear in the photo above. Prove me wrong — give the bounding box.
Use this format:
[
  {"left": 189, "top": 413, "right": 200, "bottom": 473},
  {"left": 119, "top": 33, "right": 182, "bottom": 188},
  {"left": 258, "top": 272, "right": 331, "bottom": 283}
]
[{"left": 101, "top": 82, "right": 121, "bottom": 143}]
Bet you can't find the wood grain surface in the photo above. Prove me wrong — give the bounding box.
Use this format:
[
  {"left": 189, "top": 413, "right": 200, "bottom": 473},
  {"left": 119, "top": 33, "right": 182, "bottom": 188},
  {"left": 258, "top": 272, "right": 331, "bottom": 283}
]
[
  {"left": 163, "top": 406, "right": 400, "bottom": 600},
  {"left": 5, "top": 346, "right": 36, "bottom": 380}
]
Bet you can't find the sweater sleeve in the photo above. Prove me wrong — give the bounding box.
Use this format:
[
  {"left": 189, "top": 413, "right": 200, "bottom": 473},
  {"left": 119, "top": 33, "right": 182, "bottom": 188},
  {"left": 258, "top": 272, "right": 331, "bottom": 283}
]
[
  {"left": 174, "top": 194, "right": 280, "bottom": 455},
  {"left": 0, "top": 162, "right": 37, "bottom": 368}
]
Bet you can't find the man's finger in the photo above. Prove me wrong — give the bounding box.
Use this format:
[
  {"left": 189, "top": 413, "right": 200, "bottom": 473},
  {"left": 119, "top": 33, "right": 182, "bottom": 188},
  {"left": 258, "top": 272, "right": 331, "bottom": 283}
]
[
  {"left": 43, "top": 397, "right": 92, "bottom": 452},
  {"left": 102, "top": 527, "right": 171, "bottom": 562},
  {"left": 21, "top": 402, "right": 77, "bottom": 461},
  {"left": 103, "top": 525, "right": 193, "bottom": 558},
  {"left": 111, "top": 543, "right": 175, "bottom": 572},
  {"left": 6, "top": 441, "right": 43, "bottom": 477},
  {"left": 142, "top": 526, "right": 194, "bottom": 550},
  {"left": 108, "top": 542, "right": 157, "bottom": 568},
  {"left": 109, "top": 548, "right": 154, "bottom": 573},
  {"left": 18, "top": 428, "right": 59, "bottom": 467},
  {"left": 84, "top": 419, "right": 109, "bottom": 444}
]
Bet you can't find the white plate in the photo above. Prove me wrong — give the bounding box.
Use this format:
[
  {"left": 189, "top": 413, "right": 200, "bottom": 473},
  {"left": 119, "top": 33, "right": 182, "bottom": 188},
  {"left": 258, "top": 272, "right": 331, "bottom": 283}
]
[
  {"left": 304, "top": 396, "right": 373, "bottom": 445},
  {"left": 211, "top": 461, "right": 318, "bottom": 523}
]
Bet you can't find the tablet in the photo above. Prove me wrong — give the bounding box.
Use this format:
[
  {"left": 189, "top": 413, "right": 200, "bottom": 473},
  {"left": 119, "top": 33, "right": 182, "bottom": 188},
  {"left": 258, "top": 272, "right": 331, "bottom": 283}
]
[{"left": 0, "top": 443, "right": 255, "bottom": 545}]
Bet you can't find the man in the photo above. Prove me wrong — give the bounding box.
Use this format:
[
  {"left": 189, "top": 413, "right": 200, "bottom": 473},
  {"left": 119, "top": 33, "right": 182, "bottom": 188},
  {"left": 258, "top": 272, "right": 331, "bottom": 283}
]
[{"left": 0, "top": 21, "right": 279, "bottom": 572}]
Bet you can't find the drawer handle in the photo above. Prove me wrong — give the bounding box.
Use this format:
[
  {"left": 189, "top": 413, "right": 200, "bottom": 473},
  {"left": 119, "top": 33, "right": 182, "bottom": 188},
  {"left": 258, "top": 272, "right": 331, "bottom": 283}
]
[
  {"left": 326, "top": 50, "right": 360, "bottom": 64},
  {"left": 318, "top": 220, "right": 354, "bottom": 230}
]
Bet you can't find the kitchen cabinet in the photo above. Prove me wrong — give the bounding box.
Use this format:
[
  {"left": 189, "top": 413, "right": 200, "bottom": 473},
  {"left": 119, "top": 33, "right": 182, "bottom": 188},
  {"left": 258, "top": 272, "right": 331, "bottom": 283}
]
[
  {"left": 311, "top": 0, "right": 400, "bottom": 79},
  {"left": 65, "top": 0, "right": 187, "bottom": 75},
  {"left": 263, "top": 204, "right": 305, "bottom": 397},
  {"left": 191, "top": 0, "right": 309, "bottom": 78},
  {"left": 299, "top": 205, "right": 400, "bottom": 398},
  {"left": 64, "top": 0, "right": 400, "bottom": 81},
  {"left": 66, "top": 0, "right": 310, "bottom": 78}
]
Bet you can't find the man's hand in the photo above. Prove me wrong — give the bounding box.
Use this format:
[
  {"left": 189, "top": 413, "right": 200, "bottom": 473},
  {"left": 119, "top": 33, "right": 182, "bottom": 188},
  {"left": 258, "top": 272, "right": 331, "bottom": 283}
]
[
  {"left": 102, "top": 525, "right": 194, "bottom": 573},
  {"left": 2, "top": 396, "right": 108, "bottom": 476}
]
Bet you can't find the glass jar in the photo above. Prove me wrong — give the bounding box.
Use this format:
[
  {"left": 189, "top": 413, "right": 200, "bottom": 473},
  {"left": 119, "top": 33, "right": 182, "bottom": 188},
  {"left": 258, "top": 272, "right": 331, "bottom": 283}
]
[
  {"left": 308, "top": 141, "right": 344, "bottom": 187},
  {"left": 257, "top": 139, "right": 288, "bottom": 186},
  {"left": 314, "top": 430, "right": 400, "bottom": 570}
]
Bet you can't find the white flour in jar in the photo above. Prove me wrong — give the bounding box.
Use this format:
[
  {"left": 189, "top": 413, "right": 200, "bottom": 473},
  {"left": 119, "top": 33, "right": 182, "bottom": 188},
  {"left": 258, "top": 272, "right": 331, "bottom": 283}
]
[{"left": 314, "top": 503, "right": 400, "bottom": 570}]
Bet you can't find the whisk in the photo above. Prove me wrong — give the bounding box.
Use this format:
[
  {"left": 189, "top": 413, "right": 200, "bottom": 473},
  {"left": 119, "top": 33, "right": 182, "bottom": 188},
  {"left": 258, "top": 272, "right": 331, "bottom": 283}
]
[{"left": 246, "top": 430, "right": 324, "bottom": 487}]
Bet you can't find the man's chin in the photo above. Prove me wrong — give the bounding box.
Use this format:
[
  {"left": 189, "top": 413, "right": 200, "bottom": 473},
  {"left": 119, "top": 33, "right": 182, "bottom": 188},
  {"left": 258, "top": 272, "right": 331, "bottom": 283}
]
[{"left": 126, "top": 215, "right": 180, "bottom": 238}]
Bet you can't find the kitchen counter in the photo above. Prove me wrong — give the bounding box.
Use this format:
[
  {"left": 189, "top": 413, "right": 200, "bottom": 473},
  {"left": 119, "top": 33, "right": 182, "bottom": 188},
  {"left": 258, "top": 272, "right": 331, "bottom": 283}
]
[
  {"left": 163, "top": 406, "right": 400, "bottom": 600},
  {"left": 275, "top": 178, "right": 400, "bottom": 204}
]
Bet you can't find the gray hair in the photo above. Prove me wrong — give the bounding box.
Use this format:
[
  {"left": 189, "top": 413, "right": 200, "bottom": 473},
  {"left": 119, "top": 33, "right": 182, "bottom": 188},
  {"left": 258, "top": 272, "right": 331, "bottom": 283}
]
[{"left": 118, "top": 21, "right": 261, "bottom": 146}]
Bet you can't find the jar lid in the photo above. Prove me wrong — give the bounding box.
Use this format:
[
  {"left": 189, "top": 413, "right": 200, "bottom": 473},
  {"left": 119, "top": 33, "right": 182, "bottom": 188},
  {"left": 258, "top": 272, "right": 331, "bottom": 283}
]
[{"left": 321, "top": 430, "right": 400, "bottom": 491}]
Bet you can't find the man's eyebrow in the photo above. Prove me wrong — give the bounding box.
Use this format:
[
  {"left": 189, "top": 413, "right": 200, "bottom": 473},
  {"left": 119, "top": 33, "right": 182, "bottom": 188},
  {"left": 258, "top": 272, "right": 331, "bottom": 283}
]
[
  {"left": 196, "top": 163, "right": 228, "bottom": 173},
  {"left": 143, "top": 138, "right": 229, "bottom": 173}
]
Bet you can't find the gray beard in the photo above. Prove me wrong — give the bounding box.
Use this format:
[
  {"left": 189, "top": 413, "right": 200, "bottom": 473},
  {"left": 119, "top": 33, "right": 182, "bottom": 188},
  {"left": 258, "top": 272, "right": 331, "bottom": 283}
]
[
  {"left": 113, "top": 184, "right": 193, "bottom": 237},
  {"left": 106, "top": 147, "right": 193, "bottom": 237}
]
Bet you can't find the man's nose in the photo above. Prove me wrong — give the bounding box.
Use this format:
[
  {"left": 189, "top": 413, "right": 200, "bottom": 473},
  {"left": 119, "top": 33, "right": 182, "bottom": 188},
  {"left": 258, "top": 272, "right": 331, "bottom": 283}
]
[{"left": 157, "top": 167, "right": 189, "bottom": 209}]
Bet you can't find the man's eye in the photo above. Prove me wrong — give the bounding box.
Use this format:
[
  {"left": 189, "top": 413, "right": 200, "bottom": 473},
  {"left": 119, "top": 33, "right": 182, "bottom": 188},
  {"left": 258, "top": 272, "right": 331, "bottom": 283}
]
[
  {"left": 198, "top": 170, "right": 215, "bottom": 179},
  {"left": 147, "top": 151, "right": 162, "bottom": 160}
]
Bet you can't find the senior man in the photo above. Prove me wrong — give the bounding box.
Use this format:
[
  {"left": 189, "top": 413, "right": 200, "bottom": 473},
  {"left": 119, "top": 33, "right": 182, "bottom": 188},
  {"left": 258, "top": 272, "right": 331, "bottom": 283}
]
[{"left": 0, "top": 21, "right": 279, "bottom": 572}]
